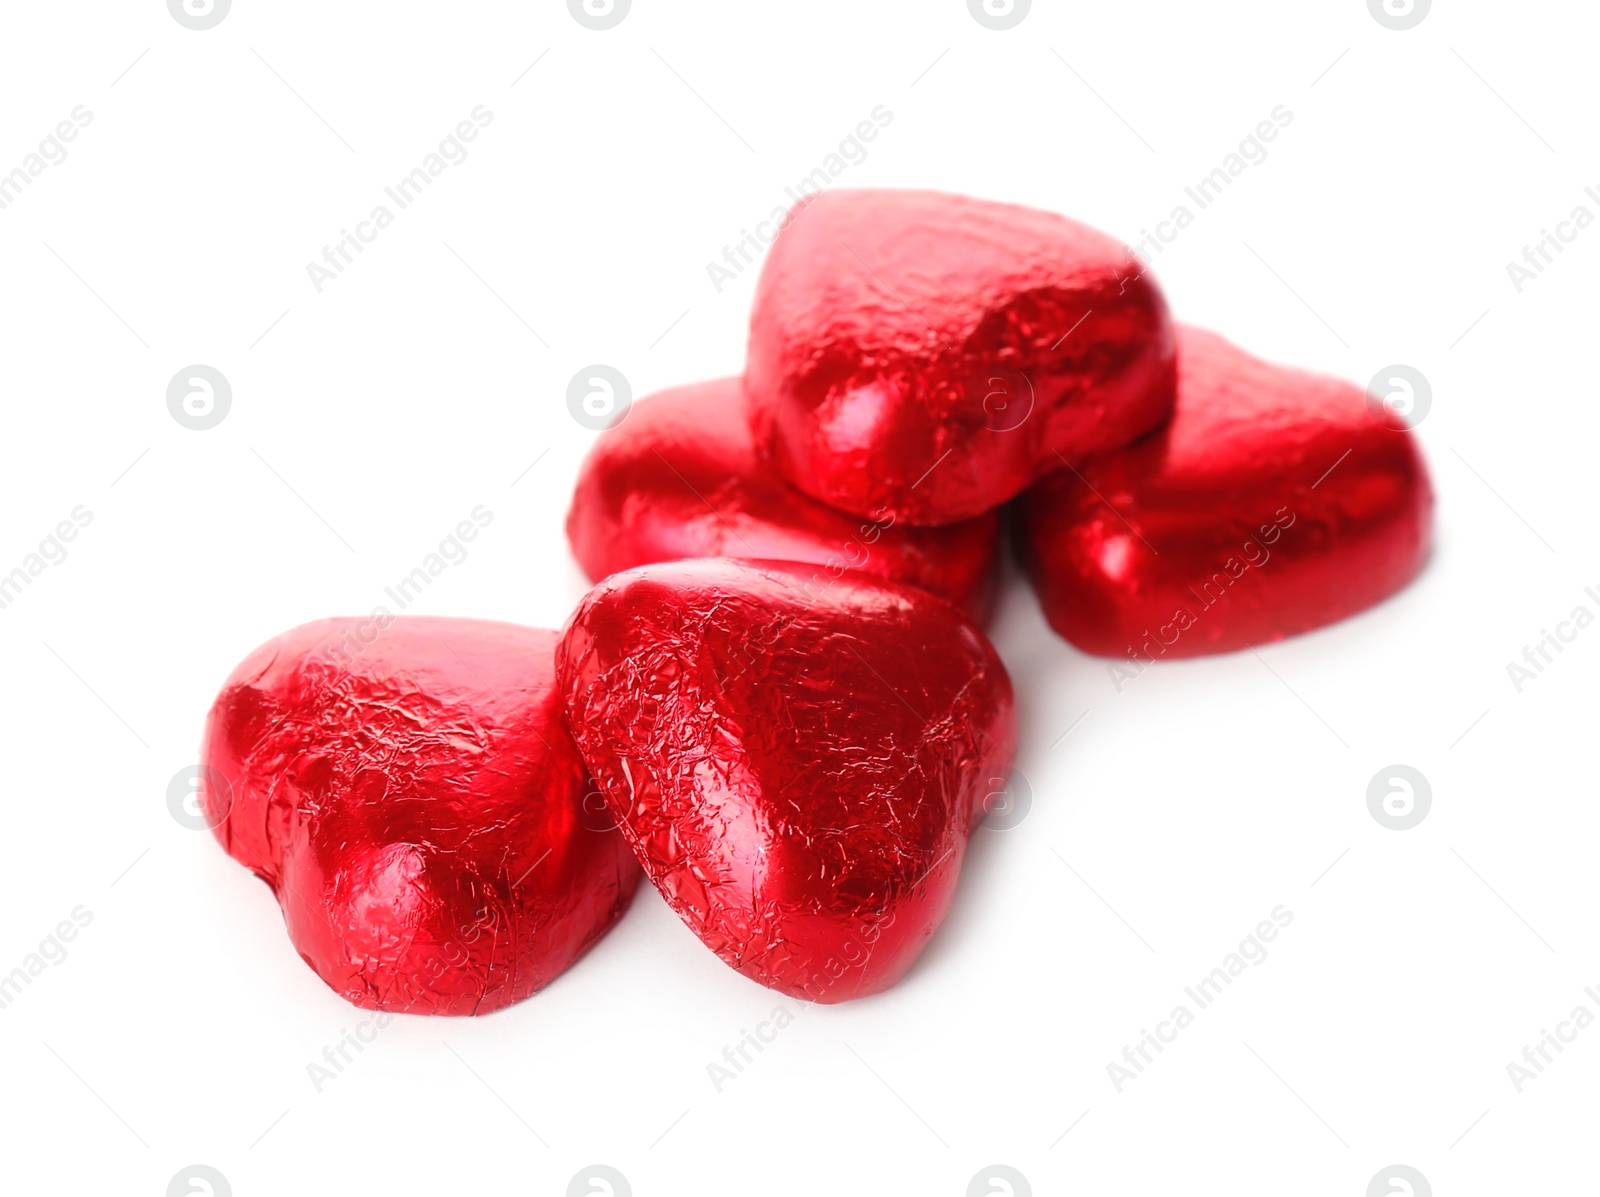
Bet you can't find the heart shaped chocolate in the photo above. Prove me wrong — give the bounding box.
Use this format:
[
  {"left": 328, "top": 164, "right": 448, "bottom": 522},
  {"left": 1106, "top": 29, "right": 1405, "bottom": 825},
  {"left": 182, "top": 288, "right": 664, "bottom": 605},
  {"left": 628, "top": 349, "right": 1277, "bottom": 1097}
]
[
  {"left": 567, "top": 376, "right": 1000, "bottom": 620},
  {"left": 557, "top": 559, "right": 1017, "bottom": 1002},
  {"left": 746, "top": 188, "right": 1176, "bottom": 525},
  {"left": 201, "top": 617, "right": 640, "bottom": 1015},
  {"left": 1017, "top": 326, "right": 1434, "bottom": 659}
]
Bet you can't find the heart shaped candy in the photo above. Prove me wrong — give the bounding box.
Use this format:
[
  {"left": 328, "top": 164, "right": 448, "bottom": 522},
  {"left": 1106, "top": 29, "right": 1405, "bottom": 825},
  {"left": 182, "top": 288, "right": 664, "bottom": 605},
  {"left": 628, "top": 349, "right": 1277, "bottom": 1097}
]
[
  {"left": 1017, "top": 326, "right": 1434, "bottom": 659},
  {"left": 557, "top": 559, "right": 1017, "bottom": 1002},
  {"left": 201, "top": 617, "right": 641, "bottom": 1015},
  {"left": 746, "top": 189, "right": 1177, "bottom": 525},
  {"left": 566, "top": 377, "right": 1000, "bottom": 621}
]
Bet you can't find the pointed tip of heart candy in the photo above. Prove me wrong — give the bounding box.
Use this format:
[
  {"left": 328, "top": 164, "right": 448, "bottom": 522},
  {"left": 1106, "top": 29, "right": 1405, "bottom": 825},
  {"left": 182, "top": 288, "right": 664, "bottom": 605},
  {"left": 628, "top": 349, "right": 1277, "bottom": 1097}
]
[{"left": 556, "top": 557, "right": 1018, "bottom": 1002}]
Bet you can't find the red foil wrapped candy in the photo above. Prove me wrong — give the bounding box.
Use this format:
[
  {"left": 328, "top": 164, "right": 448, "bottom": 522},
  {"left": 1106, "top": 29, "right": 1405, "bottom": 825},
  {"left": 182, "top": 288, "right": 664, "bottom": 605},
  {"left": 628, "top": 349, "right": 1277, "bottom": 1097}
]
[
  {"left": 1017, "top": 326, "right": 1434, "bottom": 659},
  {"left": 566, "top": 376, "right": 1000, "bottom": 621},
  {"left": 200, "top": 617, "right": 641, "bottom": 1015},
  {"left": 745, "top": 188, "right": 1177, "bottom": 525},
  {"left": 557, "top": 559, "right": 1018, "bottom": 1002}
]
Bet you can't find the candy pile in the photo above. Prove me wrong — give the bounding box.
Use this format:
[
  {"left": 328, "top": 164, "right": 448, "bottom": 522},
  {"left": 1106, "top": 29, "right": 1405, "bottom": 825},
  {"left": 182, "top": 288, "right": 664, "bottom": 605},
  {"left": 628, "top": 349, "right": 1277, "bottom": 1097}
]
[{"left": 201, "top": 190, "right": 1432, "bottom": 1013}]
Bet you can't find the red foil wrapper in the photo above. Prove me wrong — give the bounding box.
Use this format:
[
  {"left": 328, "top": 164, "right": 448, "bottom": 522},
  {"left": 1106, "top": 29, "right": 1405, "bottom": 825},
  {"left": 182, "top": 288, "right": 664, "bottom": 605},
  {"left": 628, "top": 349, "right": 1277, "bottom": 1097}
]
[
  {"left": 1017, "top": 326, "right": 1434, "bottom": 658},
  {"left": 200, "top": 618, "right": 641, "bottom": 1015},
  {"left": 746, "top": 189, "right": 1176, "bottom": 525},
  {"left": 566, "top": 377, "right": 1000, "bottom": 621},
  {"left": 557, "top": 558, "right": 1018, "bottom": 1003}
]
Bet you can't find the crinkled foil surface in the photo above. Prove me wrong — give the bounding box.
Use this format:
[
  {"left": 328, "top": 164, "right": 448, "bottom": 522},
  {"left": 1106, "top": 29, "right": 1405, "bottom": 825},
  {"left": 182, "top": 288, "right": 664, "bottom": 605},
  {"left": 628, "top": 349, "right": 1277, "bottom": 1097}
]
[
  {"left": 746, "top": 188, "right": 1177, "bottom": 524},
  {"left": 566, "top": 375, "right": 1000, "bottom": 621},
  {"left": 201, "top": 617, "right": 640, "bottom": 1015},
  {"left": 558, "top": 558, "right": 1017, "bottom": 1002},
  {"left": 1018, "top": 326, "right": 1435, "bottom": 658}
]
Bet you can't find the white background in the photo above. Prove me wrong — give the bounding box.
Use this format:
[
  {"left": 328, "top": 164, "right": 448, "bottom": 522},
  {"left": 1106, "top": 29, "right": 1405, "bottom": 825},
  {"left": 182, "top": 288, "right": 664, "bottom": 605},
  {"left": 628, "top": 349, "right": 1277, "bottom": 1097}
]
[{"left": 0, "top": 1, "right": 1594, "bottom": 1194}]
